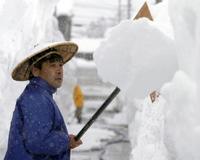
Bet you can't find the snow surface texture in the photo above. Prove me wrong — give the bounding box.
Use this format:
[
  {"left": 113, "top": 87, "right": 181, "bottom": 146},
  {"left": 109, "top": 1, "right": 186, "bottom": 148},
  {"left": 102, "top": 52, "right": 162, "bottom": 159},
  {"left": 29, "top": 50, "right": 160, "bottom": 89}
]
[
  {"left": 94, "top": 18, "right": 178, "bottom": 99},
  {"left": 161, "top": 0, "right": 200, "bottom": 159},
  {"left": 94, "top": 0, "right": 200, "bottom": 159},
  {"left": 161, "top": 71, "right": 198, "bottom": 160},
  {"left": 69, "top": 124, "right": 116, "bottom": 151},
  {"left": 131, "top": 96, "right": 168, "bottom": 160}
]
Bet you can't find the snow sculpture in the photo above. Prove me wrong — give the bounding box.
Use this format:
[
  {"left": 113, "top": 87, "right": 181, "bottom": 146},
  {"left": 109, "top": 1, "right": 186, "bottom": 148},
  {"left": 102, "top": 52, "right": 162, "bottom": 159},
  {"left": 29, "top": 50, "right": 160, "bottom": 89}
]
[{"left": 131, "top": 96, "right": 168, "bottom": 160}]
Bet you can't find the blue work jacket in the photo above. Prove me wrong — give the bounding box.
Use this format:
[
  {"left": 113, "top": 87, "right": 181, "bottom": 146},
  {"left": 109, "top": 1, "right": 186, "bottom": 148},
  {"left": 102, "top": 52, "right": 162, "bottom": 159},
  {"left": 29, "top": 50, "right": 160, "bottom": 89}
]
[{"left": 4, "top": 77, "right": 70, "bottom": 160}]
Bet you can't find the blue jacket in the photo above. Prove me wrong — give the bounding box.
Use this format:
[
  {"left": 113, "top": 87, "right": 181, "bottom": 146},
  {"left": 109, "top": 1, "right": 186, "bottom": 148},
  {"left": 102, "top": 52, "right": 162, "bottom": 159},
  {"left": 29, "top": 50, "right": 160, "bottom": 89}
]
[{"left": 5, "top": 77, "right": 70, "bottom": 160}]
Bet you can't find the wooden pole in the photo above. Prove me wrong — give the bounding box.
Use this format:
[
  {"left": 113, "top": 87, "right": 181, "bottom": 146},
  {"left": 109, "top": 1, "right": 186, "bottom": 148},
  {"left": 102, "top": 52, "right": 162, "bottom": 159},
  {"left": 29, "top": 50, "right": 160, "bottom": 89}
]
[{"left": 75, "top": 87, "right": 120, "bottom": 140}]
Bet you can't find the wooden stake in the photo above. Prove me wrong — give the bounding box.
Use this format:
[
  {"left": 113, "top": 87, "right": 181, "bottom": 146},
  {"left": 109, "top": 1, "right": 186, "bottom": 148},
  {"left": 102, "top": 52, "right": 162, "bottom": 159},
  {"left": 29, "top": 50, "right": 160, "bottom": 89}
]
[{"left": 134, "top": 2, "right": 153, "bottom": 21}]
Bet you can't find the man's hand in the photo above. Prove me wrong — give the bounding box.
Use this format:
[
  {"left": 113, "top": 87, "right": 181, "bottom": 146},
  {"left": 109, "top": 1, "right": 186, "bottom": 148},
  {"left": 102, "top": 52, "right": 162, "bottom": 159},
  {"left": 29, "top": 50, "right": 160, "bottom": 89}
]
[
  {"left": 150, "top": 91, "right": 160, "bottom": 103},
  {"left": 69, "top": 134, "right": 82, "bottom": 149}
]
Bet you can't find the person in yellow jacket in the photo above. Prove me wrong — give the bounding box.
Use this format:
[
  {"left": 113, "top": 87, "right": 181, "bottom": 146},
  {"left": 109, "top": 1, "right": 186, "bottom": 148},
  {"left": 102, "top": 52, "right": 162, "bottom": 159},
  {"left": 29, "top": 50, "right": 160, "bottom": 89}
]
[{"left": 73, "top": 84, "right": 84, "bottom": 123}]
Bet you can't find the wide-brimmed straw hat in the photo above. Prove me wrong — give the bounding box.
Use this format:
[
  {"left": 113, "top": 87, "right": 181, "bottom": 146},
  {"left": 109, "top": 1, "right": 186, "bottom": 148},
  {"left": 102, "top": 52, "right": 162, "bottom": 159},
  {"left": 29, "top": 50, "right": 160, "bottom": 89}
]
[{"left": 12, "top": 41, "right": 78, "bottom": 81}]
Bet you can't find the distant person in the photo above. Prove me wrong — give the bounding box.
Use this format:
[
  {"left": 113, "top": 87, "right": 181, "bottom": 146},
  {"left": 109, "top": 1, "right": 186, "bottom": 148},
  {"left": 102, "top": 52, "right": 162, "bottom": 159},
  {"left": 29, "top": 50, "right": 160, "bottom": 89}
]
[
  {"left": 73, "top": 84, "right": 84, "bottom": 123},
  {"left": 4, "top": 42, "right": 82, "bottom": 160}
]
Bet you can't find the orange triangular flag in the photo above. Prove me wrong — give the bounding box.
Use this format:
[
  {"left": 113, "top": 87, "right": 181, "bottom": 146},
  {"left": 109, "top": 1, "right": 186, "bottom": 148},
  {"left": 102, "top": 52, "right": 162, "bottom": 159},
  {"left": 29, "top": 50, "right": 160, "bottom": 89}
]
[{"left": 134, "top": 2, "right": 153, "bottom": 21}]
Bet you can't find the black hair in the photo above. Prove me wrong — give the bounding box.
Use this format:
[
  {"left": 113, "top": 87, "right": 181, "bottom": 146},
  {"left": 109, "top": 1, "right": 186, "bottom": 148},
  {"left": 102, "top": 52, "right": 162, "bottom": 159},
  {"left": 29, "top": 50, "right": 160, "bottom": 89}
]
[
  {"left": 33, "top": 53, "right": 63, "bottom": 69},
  {"left": 29, "top": 53, "right": 63, "bottom": 80}
]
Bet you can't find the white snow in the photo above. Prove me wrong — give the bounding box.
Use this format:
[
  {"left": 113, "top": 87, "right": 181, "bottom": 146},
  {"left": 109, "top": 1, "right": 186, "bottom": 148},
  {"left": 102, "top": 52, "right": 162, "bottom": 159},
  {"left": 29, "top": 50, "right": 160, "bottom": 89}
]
[
  {"left": 94, "top": 0, "right": 200, "bottom": 159},
  {"left": 72, "top": 38, "right": 103, "bottom": 53},
  {"left": 68, "top": 124, "right": 116, "bottom": 151},
  {"left": 94, "top": 18, "right": 177, "bottom": 98},
  {"left": 74, "top": 58, "right": 96, "bottom": 68},
  {"left": 131, "top": 96, "right": 168, "bottom": 160},
  {"left": 56, "top": 0, "right": 73, "bottom": 16}
]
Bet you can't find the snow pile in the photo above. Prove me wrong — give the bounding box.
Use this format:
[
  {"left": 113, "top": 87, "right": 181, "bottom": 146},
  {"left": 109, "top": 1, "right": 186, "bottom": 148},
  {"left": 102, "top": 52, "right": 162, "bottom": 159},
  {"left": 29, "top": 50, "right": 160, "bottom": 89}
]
[
  {"left": 150, "top": 1, "right": 173, "bottom": 39},
  {"left": 131, "top": 96, "right": 168, "bottom": 160},
  {"left": 160, "top": 0, "right": 200, "bottom": 159},
  {"left": 161, "top": 71, "right": 198, "bottom": 160},
  {"left": 94, "top": 0, "right": 200, "bottom": 159},
  {"left": 94, "top": 18, "right": 177, "bottom": 99},
  {"left": 56, "top": 0, "right": 73, "bottom": 16}
]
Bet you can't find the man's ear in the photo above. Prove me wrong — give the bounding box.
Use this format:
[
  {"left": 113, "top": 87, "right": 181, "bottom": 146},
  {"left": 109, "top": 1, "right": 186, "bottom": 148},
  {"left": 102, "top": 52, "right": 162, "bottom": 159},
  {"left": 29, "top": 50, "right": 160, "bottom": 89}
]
[{"left": 31, "top": 66, "right": 40, "bottom": 77}]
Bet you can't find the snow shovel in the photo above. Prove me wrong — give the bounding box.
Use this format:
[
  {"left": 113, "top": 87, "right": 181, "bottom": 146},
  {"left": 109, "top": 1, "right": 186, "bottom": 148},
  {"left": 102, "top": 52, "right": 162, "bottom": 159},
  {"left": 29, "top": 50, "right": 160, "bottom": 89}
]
[{"left": 75, "top": 87, "right": 120, "bottom": 141}]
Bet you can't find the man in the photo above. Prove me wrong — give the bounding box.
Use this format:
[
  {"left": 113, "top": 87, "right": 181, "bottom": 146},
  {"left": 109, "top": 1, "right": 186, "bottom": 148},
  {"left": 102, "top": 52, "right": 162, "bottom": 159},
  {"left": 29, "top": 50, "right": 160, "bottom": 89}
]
[
  {"left": 73, "top": 84, "right": 84, "bottom": 123},
  {"left": 4, "top": 42, "right": 82, "bottom": 160}
]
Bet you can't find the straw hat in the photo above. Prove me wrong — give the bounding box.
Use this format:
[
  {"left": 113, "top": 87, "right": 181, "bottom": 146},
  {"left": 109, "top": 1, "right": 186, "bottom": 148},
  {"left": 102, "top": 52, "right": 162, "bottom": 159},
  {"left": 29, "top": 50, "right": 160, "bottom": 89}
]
[{"left": 12, "top": 41, "right": 78, "bottom": 81}]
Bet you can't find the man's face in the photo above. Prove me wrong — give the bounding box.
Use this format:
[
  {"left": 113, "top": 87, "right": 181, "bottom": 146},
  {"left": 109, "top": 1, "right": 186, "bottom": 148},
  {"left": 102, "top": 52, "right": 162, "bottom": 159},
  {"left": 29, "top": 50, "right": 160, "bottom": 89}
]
[{"left": 38, "top": 60, "right": 64, "bottom": 88}]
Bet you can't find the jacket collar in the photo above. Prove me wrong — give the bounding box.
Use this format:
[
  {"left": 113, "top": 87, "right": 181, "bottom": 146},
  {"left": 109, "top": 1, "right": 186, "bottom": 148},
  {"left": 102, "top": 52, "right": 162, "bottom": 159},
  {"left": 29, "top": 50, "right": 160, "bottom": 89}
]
[{"left": 30, "top": 77, "right": 57, "bottom": 95}]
